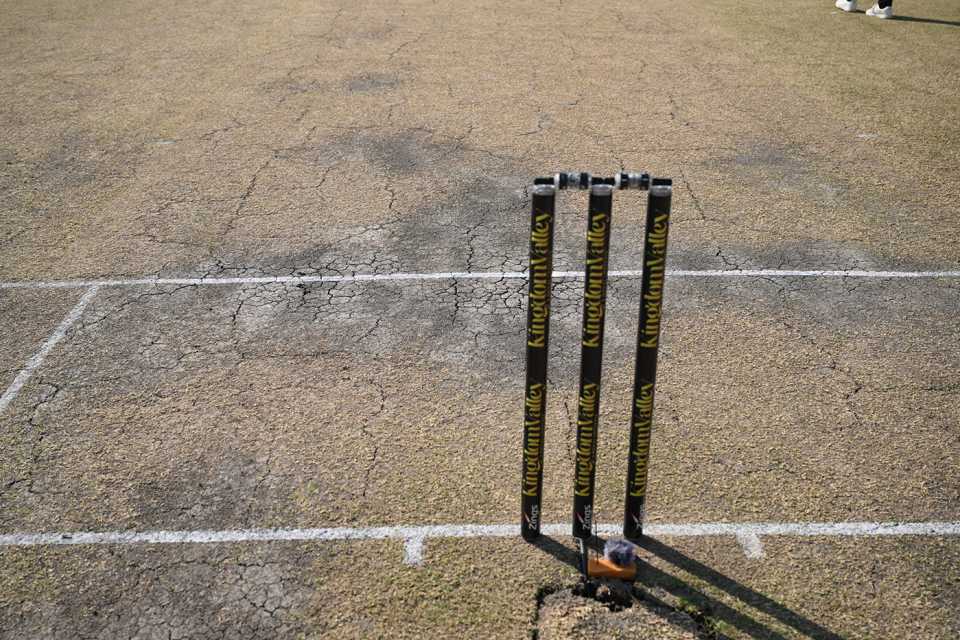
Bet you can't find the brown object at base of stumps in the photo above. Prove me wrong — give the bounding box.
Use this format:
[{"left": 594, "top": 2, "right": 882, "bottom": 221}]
[{"left": 586, "top": 556, "right": 637, "bottom": 580}]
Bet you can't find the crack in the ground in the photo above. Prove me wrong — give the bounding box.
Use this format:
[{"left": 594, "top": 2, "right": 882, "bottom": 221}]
[
  {"left": 678, "top": 168, "right": 708, "bottom": 223},
  {"left": 360, "top": 378, "right": 387, "bottom": 498},
  {"left": 222, "top": 157, "right": 273, "bottom": 239}
]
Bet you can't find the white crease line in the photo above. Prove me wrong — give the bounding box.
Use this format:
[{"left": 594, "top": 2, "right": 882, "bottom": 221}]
[
  {"left": 0, "top": 286, "right": 99, "bottom": 415},
  {"left": 1, "top": 269, "right": 959, "bottom": 290},
  {"left": 654, "top": 269, "right": 960, "bottom": 279},
  {"left": 646, "top": 522, "right": 960, "bottom": 536},
  {"left": 1, "top": 521, "right": 958, "bottom": 550},
  {"left": 736, "top": 533, "right": 765, "bottom": 559},
  {"left": 403, "top": 537, "right": 425, "bottom": 566}
]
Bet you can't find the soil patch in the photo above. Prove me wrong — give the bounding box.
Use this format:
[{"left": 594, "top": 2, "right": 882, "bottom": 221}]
[{"left": 535, "top": 579, "right": 713, "bottom": 640}]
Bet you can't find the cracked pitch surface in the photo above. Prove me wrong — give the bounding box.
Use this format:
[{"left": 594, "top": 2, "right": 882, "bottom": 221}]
[
  {"left": 0, "top": 289, "right": 85, "bottom": 392},
  {"left": 1, "top": 537, "right": 958, "bottom": 639},
  {"left": 1, "top": 277, "right": 957, "bottom": 534},
  {"left": 2, "top": 0, "right": 960, "bottom": 637},
  {"left": 1, "top": 0, "right": 959, "bottom": 281}
]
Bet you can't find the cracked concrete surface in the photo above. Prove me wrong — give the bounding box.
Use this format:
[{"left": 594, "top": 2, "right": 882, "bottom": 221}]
[
  {"left": 2, "top": 0, "right": 959, "bottom": 282},
  {"left": 1, "top": 276, "right": 958, "bottom": 637},
  {"left": 1, "top": 544, "right": 317, "bottom": 638},
  {"left": 1, "top": 278, "right": 957, "bottom": 533},
  {"left": 1, "top": 0, "right": 959, "bottom": 637},
  {"left": 2, "top": 536, "right": 958, "bottom": 639},
  {"left": 0, "top": 289, "right": 84, "bottom": 391}
]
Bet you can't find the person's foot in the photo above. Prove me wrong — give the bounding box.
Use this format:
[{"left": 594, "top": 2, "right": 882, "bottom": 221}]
[
  {"left": 865, "top": 3, "right": 893, "bottom": 18},
  {"left": 835, "top": 0, "right": 857, "bottom": 11}
]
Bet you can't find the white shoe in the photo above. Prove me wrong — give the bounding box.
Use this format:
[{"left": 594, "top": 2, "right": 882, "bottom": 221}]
[
  {"left": 865, "top": 3, "right": 893, "bottom": 17},
  {"left": 835, "top": 0, "right": 857, "bottom": 11}
]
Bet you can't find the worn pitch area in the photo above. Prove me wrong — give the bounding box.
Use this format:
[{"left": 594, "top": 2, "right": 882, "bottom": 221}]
[{"left": 2, "top": 0, "right": 959, "bottom": 638}]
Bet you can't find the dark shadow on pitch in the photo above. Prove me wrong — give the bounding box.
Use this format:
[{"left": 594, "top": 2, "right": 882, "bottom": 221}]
[
  {"left": 534, "top": 534, "right": 609, "bottom": 573},
  {"left": 632, "top": 536, "right": 847, "bottom": 640},
  {"left": 847, "top": 9, "right": 960, "bottom": 26},
  {"left": 890, "top": 14, "right": 960, "bottom": 26},
  {"left": 530, "top": 533, "right": 845, "bottom": 639},
  {"left": 531, "top": 534, "right": 581, "bottom": 570},
  {"left": 530, "top": 535, "right": 698, "bottom": 638}
]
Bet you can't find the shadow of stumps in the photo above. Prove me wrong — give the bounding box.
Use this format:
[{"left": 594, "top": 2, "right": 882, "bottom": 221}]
[
  {"left": 634, "top": 536, "right": 847, "bottom": 640},
  {"left": 528, "top": 534, "right": 847, "bottom": 640},
  {"left": 531, "top": 534, "right": 580, "bottom": 571}
]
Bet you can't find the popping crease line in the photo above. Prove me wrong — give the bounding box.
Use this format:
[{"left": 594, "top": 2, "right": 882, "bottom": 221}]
[
  {"left": 0, "top": 286, "right": 99, "bottom": 414},
  {"left": 1, "top": 269, "right": 960, "bottom": 290},
  {"left": 1, "top": 521, "right": 958, "bottom": 566}
]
